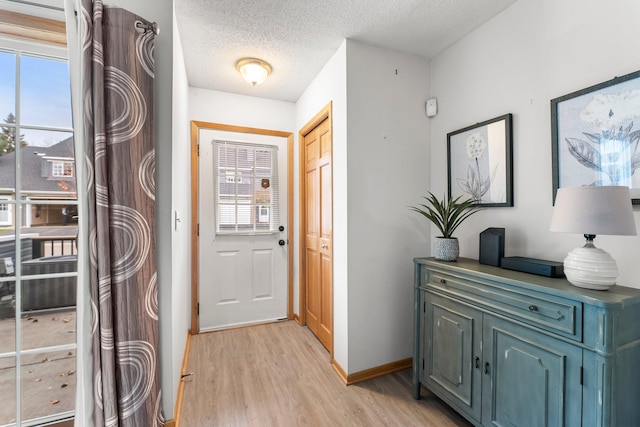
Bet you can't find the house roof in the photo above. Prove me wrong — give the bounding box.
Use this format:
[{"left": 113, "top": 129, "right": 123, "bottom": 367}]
[{"left": 0, "top": 136, "right": 77, "bottom": 194}]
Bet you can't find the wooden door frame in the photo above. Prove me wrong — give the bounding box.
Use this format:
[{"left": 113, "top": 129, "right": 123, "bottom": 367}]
[
  {"left": 190, "top": 120, "right": 294, "bottom": 334},
  {"left": 297, "top": 102, "right": 333, "bottom": 352}
]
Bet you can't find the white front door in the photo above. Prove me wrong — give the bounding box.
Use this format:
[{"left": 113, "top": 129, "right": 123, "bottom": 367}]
[{"left": 198, "top": 128, "right": 288, "bottom": 331}]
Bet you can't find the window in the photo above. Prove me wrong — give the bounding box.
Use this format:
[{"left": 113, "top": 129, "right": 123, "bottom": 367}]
[
  {"left": 213, "top": 141, "right": 280, "bottom": 234},
  {"left": 51, "top": 161, "right": 74, "bottom": 177},
  {"left": 0, "top": 31, "right": 77, "bottom": 426}
]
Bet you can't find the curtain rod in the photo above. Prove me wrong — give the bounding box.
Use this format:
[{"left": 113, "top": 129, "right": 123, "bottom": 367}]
[{"left": 135, "top": 20, "right": 158, "bottom": 35}]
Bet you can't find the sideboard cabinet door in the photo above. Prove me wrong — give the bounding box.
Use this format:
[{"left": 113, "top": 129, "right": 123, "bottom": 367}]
[
  {"left": 481, "top": 314, "right": 582, "bottom": 427},
  {"left": 421, "top": 291, "right": 482, "bottom": 423}
]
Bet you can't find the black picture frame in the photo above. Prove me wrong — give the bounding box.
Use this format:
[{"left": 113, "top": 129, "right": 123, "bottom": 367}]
[
  {"left": 447, "top": 114, "right": 513, "bottom": 207},
  {"left": 551, "top": 70, "right": 640, "bottom": 205}
]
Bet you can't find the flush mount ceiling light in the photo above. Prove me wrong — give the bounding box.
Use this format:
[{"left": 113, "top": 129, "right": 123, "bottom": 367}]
[{"left": 236, "top": 58, "right": 272, "bottom": 86}]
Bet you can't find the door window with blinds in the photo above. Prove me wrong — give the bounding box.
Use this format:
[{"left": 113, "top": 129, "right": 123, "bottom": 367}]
[{"left": 213, "top": 140, "right": 279, "bottom": 234}]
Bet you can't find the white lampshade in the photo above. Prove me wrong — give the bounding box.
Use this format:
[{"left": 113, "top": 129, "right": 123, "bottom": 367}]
[
  {"left": 236, "top": 58, "right": 272, "bottom": 86},
  {"left": 550, "top": 186, "right": 637, "bottom": 290},
  {"left": 550, "top": 186, "right": 637, "bottom": 235}
]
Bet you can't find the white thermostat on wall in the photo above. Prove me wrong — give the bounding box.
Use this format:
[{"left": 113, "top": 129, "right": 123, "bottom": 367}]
[{"left": 425, "top": 98, "right": 437, "bottom": 117}]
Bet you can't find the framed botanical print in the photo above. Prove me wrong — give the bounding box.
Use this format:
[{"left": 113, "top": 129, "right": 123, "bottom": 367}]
[
  {"left": 551, "top": 70, "right": 640, "bottom": 204},
  {"left": 447, "top": 114, "right": 513, "bottom": 207}
]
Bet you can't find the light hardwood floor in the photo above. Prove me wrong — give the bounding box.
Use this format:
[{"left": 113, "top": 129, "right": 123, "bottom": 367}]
[{"left": 179, "top": 321, "right": 471, "bottom": 426}]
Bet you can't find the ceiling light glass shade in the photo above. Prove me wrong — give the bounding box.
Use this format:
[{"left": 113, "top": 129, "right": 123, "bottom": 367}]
[
  {"left": 236, "top": 58, "right": 272, "bottom": 86},
  {"left": 550, "top": 186, "right": 637, "bottom": 290}
]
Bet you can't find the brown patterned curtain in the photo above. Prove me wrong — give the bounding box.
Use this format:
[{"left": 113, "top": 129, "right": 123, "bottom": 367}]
[{"left": 78, "top": 0, "right": 163, "bottom": 425}]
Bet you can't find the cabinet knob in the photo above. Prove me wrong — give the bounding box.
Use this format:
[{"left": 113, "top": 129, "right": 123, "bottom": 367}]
[
  {"left": 440, "top": 279, "right": 447, "bottom": 284},
  {"left": 485, "top": 362, "right": 490, "bottom": 375},
  {"left": 528, "top": 305, "right": 538, "bottom": 312},
  {"left": 475, "top": 356, "right": 480, "bottom": 369}
]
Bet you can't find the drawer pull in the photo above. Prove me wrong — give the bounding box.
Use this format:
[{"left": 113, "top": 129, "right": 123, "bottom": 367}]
[
  {"left": 484, "top": 362, "right": 490, "bottom": 375},
  {"left": 475, "top": 356, "right": 480, "bottom": 369},
  {"left": 528, "top": 305, "right": 538, "bottom": 312},
  {"left": 440, "top": 279, "right": 447, "bottom": 284}
]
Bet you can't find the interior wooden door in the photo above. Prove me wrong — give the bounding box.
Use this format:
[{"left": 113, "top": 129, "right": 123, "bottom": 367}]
[{"left": 303, "top": 116, "right": 333, "bottom": 352}]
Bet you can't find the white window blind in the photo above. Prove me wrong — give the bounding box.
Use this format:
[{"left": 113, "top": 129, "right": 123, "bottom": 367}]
[{"left": 213, "top": 140, "right": 279, "bottom": 234}]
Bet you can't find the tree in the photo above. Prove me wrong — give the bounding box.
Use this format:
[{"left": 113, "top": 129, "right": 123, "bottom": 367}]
[{"left": 0, "top": 113, "right": 27, "bottom": 156}]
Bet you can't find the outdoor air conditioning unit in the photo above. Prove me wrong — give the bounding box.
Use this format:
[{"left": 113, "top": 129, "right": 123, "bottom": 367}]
[{"left": 0, "top": 257, "right": 14, "bottom": 276}]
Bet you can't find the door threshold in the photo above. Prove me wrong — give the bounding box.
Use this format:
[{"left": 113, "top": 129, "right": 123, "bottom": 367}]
[{"left": 197, "top": 318, "right": 288, "bottom": 334}]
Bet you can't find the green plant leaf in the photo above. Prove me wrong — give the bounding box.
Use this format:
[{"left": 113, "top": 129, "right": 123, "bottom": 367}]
[{"left": 409, "top": 192, "right": 482, "bottom": 238}]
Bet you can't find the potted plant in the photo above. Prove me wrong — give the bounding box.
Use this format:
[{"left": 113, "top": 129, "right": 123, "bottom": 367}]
[{"left": 410, "top": 192, "right": 482, "bottom": 261}]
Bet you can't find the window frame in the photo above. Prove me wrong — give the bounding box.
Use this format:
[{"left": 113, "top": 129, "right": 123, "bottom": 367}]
[
  {"left": 51, "top": 160, "right": 74, "bottom": 178},
  {"left": 213, "top": 140, "right": 280, "bottom": 235},
  {"left": 0, "top": 33, "right": 78, "bottom": 426}
]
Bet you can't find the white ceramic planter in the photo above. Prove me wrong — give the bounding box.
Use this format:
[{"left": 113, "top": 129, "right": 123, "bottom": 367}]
[{"left": 433, "top": 237, "right": 459, "bottom": 261}]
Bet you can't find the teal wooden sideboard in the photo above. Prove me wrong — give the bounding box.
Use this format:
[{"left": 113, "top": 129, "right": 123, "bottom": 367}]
[{"left": 413, "top": 257, "right": 640, "bottom": 427}]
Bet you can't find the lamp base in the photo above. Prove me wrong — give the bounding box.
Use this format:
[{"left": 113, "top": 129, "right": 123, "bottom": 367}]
[{"left": 563, "top": 242, "right": 618, "bottom": 291}]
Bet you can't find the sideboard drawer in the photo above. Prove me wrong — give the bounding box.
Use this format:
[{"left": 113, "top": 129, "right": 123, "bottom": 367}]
[{"left": 424, "top": 269, "right": 581, "bottom": 340}]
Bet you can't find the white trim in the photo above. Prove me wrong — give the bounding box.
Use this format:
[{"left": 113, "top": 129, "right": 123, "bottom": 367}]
[
  {"left": 63, "top": 0, "right": 92, "bottom": 424},
  {"left": 42, "top": 155, "right": 74, "bottom": 160},
  {"left": 19, "top": 191, "right": 76, "bottom": 197},
  {"left": 22, "top": 124, "right": 74, "bottom": 133},
  {"left": 0, "top": 0, "right": 65, "bottom": 20},
  {"left": 0, "top": 34, "right": 67, "bottom": 57}
]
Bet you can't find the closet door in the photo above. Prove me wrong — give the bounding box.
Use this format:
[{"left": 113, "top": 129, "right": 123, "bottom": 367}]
[{"left": 303, "top": 117, "right": 332, "bottom": 352}]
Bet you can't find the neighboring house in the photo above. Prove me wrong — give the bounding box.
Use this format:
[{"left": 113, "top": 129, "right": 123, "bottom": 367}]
[{"left": 0, "top": 137, "right": 76, "bottom": 228}]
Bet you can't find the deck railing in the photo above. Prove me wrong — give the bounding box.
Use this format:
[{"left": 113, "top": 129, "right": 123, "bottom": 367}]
[{"left": 31, "top": 236, "right": 77, "bottom": 259}]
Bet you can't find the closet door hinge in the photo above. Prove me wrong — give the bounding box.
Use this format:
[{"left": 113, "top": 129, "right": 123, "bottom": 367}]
[
  {"left": 197, "top": 303, "right": 200, "bottom": 315},
  {"left": 580, "top": 367, "right": 583, "bottom": 385},
  {"left": 197, "top": 223, "right": 200, "bottom": 236}
]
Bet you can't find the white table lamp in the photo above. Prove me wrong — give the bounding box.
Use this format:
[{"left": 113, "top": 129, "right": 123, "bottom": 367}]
[{"left": 550, "top": 186, "right": 637, "bottom": 290}]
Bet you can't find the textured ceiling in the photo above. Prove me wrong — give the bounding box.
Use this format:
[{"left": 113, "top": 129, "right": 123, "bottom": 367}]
[{"left": 175, "top": 0, "right": 516, "bottom": 102}]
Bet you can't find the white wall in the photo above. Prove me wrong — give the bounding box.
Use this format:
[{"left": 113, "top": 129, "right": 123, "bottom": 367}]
[
  {"left": 190, "top": 88, "right": 295, "bottom": 131},
  {"left": 345, "top": 41, "right": 431, "bottom": 372},
  {"left": 430, "top": 0, "right": 640, "bottom": 288},
  {"left": 294, "top": 40, "right": 432, "bottom": 374},
  {"left": 170, "top": 4, "right": 191, "bottom": 420},
  {"left": 295, "top": 41, "right": 349, "bottom": 371}
]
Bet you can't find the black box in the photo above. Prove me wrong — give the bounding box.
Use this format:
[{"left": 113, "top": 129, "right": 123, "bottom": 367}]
[
  {"left": 501, "top": 256, "right": 564, "bottom": 278},
  {"left": 479, "top": 228, "right": 505, "bottom": 266}
]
